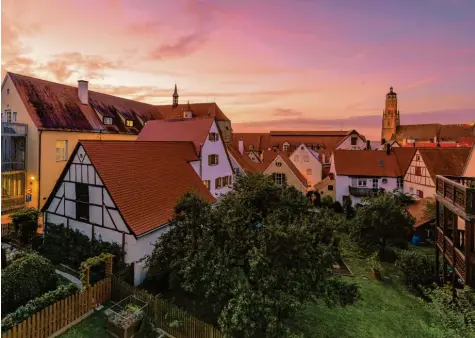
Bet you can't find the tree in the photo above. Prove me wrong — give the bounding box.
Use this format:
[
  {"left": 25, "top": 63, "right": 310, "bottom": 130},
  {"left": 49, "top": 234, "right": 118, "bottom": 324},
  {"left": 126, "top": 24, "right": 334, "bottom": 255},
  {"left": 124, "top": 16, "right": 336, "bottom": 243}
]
[
  {"left": 349, "top": 193, "right": 415, "bottom": 256},
  {"left": 147, "top": 174, "right": 359, "bottom": 337},
  {"left": 321, "top": 195, "right": 334, "bottom": 208},
  {"left": 11, "top": 208, "right": 40, "bottom": 246},
  {"left": 423, "top": 200, "right": 436, "bottom": 221},
  {"left": 343, "top": 197, "right": 355, "bottom": 219}
]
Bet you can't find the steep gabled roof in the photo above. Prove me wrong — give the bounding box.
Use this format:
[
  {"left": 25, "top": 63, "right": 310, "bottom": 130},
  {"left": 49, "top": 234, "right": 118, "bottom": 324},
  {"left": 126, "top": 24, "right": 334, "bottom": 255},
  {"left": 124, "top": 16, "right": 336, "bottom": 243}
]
[
  {"left": 226, "top": 145, "right": 260, "bottom": 174},
  {"left": 80, "top": 140, "right": 215, "bottom": 236},
  {"left": 418, "top": 148, "right": 471, "bottom": 182},
  {"left": 333, "top": 150, "right": 402, "bottom": 177},
  {"left": 263, "top": 154, "right": 308, "bottom": 187},
  {"left": 393, "top": 147, "right": 417, "bottom": 176},
  {"left": 155, "top": 102, "right": 229, "bottom": 121},
  {"left": 137, "top": 117, "right": 214, "bottom": 153}
]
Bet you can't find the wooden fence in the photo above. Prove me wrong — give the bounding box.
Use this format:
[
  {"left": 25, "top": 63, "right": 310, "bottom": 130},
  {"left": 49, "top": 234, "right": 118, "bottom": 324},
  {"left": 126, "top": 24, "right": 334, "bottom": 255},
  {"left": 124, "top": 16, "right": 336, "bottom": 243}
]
[
  {"left": 111, "top": 276, "right": 226, "bottom": 338},
  {"left": 1, "top": 277, "right": 112, "bottom": 338},
  {"left": 1, "top": 223, "right": 14, "bottom": 237}
]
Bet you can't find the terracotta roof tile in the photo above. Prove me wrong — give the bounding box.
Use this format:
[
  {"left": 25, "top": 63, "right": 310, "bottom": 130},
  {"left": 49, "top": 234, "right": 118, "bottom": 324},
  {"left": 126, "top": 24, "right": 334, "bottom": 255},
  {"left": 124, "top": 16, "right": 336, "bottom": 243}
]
[
  {"left": 270, "top": 130, "right": 350, "bottom": 136},
  {"left": 392, "top": 147, "right": 417, "bottom": 176},
  {"left": 333, "top": 150, "right": 402, "bottom": 177},
  {"left": 226, "top": 145, "right": 259, "bottom": 174},
  {"left": 137, "top": 117, "right": 214, "bottom": 153},
  {"left": 80, "top": 140, "right": 215, "bottom": 236},
  {"left": 407, "top": 197, "right": 435, "bottom": 228},
  {"left": 278, "top": 154, "right": 308, "bottom": 187},
  {"left": 155, "top": 102, "right": 229, "bottom": 121},
  {"left": 418, "top": 148, "right": 471, "bottom": 182},
  {"left": 394, "top": 123, "right": 474, "bottom": 143}
]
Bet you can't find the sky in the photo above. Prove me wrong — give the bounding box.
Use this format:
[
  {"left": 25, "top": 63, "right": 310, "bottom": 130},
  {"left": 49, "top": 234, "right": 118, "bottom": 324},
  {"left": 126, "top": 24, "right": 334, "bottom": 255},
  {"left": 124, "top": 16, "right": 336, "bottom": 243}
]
[{"left": 2, "top": 0, "right": 474, "bottom": 139}]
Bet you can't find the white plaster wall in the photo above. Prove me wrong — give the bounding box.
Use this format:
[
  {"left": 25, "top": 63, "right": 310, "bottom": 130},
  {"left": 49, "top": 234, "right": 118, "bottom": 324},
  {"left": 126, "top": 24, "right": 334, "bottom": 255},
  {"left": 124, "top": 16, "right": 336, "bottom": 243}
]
[
  {"left": 403, "top": 181, "right": 436, "bottom": 199},
  {"left": 335, "top": 175, "right": 398, "bottom": 204},
  {"left": 290, "top": 145, "right": 323, "bottom": 187},
  {"left": 201, "top": 121, "right": 234, "bottom": 197},
  {"left": 336, "top": 134, "right": 366, "bottom": 150},
  {"left": 190, "top": 160, "right": 201, "bottom": 177}
]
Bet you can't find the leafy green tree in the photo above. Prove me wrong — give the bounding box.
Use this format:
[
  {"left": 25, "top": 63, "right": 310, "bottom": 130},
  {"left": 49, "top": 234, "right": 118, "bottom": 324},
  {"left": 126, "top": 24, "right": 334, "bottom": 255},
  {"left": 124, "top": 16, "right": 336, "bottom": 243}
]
[
  {"left": 321, "top": 195, "right": 334, "bottom": 208},
  {"left": 349, "top": 193, "right": 415, "bottom": 256},
  {"left": 147, "top": 174, "right": 359, "bottom": 338}
]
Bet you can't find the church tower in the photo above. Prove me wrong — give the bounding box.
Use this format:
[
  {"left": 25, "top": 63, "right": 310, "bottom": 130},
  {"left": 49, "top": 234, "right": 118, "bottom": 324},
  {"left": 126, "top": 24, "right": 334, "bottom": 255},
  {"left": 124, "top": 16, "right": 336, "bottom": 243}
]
[
  {"left": 172, "top": 84, "right": 179, "bottom": 108},
  {"left": 381, "top": 86, "right": 400, "bottom": 142}
]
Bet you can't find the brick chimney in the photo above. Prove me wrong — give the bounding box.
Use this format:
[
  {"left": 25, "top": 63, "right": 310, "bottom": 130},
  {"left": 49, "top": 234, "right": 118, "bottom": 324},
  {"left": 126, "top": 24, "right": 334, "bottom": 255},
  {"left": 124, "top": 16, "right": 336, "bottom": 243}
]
[
  {"left": 238, "top": 138, "right": 244, "bottom": 155},
  {"left": 386, "top": 143, "right": 391, "bottom": 155},
  {"left": 366, "top": 140, "right": 371, "bottom": 150},
  {"left": 78, "top": 80, "right": 89, "bottom": 105}
]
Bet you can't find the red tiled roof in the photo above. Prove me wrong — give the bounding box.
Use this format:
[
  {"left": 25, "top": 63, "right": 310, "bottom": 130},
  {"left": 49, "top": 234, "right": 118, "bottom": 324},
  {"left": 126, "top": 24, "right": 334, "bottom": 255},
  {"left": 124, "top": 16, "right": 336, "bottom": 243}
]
[
  {"left": 80, "top": 140, "right": 215, "bottom": 236},
  {"left": 137, "top": 117, "right": 214, "bottom": 153},
  {"left": 314, "top": 176, "right": 335, "bottom": 190},
  {"left": 226, "top": 145, "right": 260, "bottom": 174},
  {"left": 333, "top": 150, "right": 402, "bottom": 177},
  {"left": 394, "top": 123, "right": 474, "bottom": 143},
  {"left": 270, "top": 130, "right": 350, "bottom": 136},
  {"left": 155, "top": 102, "right": 229, "bottom": 121},
  {"left": 407, "top": 197, "right": 435, "bottom": 228},
  {"left": 418, "top": 148, "right": 471, "bottom": 182},
  {"left": 393, "top": 147, "right": 417, "bottom": 176}
]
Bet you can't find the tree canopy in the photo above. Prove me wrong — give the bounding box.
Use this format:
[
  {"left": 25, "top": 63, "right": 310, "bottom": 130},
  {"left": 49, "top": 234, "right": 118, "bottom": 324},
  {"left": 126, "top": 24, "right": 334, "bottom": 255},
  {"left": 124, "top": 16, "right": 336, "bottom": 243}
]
[
  {"left": 349, "top": 193, "right": 415, "bottom": 255},
  {"left": 147, "top": 174, "right": 359, "bottom": 337}
]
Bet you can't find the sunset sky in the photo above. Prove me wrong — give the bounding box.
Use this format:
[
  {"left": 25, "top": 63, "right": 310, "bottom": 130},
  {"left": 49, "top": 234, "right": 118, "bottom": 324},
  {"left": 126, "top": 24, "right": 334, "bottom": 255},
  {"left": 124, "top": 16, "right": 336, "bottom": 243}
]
[{"left": 2, "top": 0, "right": 474, "bottom": 139}]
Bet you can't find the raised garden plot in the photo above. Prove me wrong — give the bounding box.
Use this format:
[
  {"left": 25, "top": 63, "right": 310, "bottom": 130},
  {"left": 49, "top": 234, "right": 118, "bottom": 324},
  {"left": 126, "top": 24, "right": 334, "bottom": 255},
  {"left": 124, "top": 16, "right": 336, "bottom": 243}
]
[{"left": 105, "top": 295, "right": 148, "bottom": 338}]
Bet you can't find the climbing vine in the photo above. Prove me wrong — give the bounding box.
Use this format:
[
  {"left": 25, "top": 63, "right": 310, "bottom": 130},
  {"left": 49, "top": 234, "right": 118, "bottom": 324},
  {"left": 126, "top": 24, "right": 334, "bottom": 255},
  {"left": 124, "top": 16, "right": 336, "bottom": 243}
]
[{"left": 79, "top": 253, "right": 114, "bottom": 289}]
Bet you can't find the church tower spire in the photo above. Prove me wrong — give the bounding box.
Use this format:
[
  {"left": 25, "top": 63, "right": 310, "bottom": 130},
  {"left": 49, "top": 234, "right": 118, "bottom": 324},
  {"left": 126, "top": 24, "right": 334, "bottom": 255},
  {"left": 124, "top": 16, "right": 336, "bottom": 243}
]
[
  {"left": 172, "top": 83, "right": 179, "bottom": 108},
  {"left": 381, "top": 86, "right": 400, "bottom": 143}
]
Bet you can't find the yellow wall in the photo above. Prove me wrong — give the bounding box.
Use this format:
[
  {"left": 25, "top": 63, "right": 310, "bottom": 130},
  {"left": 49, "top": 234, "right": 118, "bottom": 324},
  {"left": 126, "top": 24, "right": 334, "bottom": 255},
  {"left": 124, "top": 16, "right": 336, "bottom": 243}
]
[
  {"left": 264, "top": 156, "right": 307, "bottom": 194},
  {"left": 39, "top": 132, "right": 136, "bottom": 209},
  {"left": 315, "top": 178, "right": 336, "bottom": 202}
]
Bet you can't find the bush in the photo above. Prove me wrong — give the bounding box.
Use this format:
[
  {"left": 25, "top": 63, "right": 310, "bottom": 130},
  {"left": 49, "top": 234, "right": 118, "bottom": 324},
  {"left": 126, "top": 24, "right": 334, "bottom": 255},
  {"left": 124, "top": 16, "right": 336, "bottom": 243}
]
[
  {"left": 1, "top": 253, "right": 58, "bottom": 315},
  {"left": 40, "top": 223, "right": 123, "bottom": 270},
  {"left": 1, "top": 283, "right": 79, "bottom": 331},
  {"left": 425, "top": 285, "right": 475, "bottom": 336},
  {"left": 396, "top": 250, "right": 435, "bottom": 293},
  {"left": 321, "top": 195, "right": 333, "bottom": 208},
  {"left": 11, "top": 208, "right": 40, "bottom": 245}
]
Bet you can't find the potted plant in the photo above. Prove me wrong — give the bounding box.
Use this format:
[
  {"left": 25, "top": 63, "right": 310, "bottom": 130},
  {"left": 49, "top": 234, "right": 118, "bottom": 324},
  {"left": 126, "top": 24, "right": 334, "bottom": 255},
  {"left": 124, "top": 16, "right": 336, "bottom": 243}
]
[{"left": 370, "top": 253, "right": 383, "bottom": 280}]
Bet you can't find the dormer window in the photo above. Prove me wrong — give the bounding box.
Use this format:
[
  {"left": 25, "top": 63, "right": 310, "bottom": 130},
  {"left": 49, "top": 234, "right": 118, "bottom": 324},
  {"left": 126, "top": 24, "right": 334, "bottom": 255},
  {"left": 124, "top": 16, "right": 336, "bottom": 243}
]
[
  {"left": 103, "top": 117, "right": 113, "bottom": 125},
  {"left": 209, "top": 133, "right": 219, "bottom": 142},
  {"left": 276, "top": 161, "right": 282, "bottom": 167},
  {"left": 283, "top": 142, "right": 290, "bottom": 152},
  {"left": 125, "top": 119, "right": 134, "bottom": 127}
]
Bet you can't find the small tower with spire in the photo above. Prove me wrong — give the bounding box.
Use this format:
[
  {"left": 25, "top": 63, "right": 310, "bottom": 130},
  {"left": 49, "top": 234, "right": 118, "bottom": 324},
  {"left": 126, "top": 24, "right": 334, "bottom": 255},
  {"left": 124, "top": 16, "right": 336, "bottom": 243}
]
[
  {"left": 172, "top": 83, "right": 179, "bottom": 108},
  {"left": 381, "top": 86, "right": 400, "bottom": 143}
]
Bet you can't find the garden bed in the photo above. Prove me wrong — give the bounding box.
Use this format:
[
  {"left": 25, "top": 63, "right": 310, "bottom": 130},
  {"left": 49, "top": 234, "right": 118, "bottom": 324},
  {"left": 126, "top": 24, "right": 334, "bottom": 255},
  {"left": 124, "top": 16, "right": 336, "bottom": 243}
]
[{"left": 105, "top": 296, "right": 148, "bottom": 338}]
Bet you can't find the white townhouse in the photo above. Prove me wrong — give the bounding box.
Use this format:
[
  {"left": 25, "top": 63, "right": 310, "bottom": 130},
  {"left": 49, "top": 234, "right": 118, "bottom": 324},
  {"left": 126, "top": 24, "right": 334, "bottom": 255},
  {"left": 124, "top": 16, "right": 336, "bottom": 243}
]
[
  {"left": 330, "top": 146, "right": 415, "bottom": 205},
  {"left": 137, "top": 116, "right": 234, "bottom": 198},
  {"left": 42, "top": 140, "right": 215, "bottom": 286},
  {"left": 334, "top": 130, "right": 367, "bottom": 150},
  {"left": 289, "top": 144, "right": 323, "bottom": 188},
  {"left": 403, "top": 148, "right": 471, "bottom": 199}
]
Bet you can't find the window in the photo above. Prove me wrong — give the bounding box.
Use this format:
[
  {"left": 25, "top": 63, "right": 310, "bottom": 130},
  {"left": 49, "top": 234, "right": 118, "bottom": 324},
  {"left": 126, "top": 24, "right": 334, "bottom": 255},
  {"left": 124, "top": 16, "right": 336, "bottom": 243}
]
[
  {"left": 215, "top": 177, "right": 222, "bottom": 189},
  {"left": 203, "top": 180, "right": 211, "bottom": 190},
  {"left": 342, "top": 195, "right": 350, "bottom": 205},
  {"left": 208, "top": 154, "right": 219, "bottom": 166},
  {"left": 409, "top": 187, "right": 414, "bottom": 194},
  {"left": 249, "top": 145, "right": 254, "bottom": 151},
  {"left": 103, "top": 117, "right": 113, "bottom": 125},
  {"left": 300, "top": 146, "right": 304, "bottom": 150},
  {"left": 12, "top": 112, "right": 17, "bottom": 122},
  {"left": 76, "top": 183, "right": 89, "bottom": 221},
  {"left": 283, "top": 143, "right": 289, "bottom": 151},
  {"left": 372, "top": 179, "right": 379, "bottom": 189},
  {"left": 125, "top": 119, "right": 134, "bottom": 127},
  {"left": 304, "top": 155, "right": 309, "bottom": 162},
  {"left": 416, "top": 155, "right": 420, "bottom": 161},
  {"left": 274, "top": 173, "right": 286, "bottom": 186},
  {"left": 397, "top": 177, "right": 403, "bottom": 190},
  {"left": 276, "top": 161, "right": 282, "bottom": 167},
  {"left": 306, "top": 169, "right": 312, "bottom": 175},
  {"left": 294, "top": 155, "right": 299, "bottom": 162},
  {"left": 417, "top": 190, "right": 424, "bottom": 198},
  {"left": 328, "top": 185, "right": 334, "bottom": 191},
  {"left": 382, "top": 178, "right": 388, "bottom": 184},
  {"left": 6, "top": 110, "right": 12, "bottom": 123},
  {"left": 209, "top": 133, "right": 219, "bottom": 142},
  {"left": 358, "top": 179, "right": 367, "bottom": 187},
  {"left": 223, "top": 176, "right": 228, "bottom": 186},
  {"left": 6, "top": 88, "right": 10, "bottom": 95},
  {"left": 56, "top": 140, "right": 68, "bottom": 161},
  {"left": 415, "top": 167, "right": 422, "bottom": 176},
  {"left": 351, "top": 137, "right": 357, "bottom": 146}
]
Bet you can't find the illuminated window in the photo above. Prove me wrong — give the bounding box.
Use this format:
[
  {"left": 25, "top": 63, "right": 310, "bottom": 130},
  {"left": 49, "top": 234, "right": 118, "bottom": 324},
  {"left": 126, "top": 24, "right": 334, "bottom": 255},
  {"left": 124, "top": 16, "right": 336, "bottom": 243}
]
[
  {"left": 103, "top": 117, "right": 113, "bottom": 125},
  {"left": 203, "top": 180, "right": 211, "bottom": 190},
  {"left": 56, "top": 140, "right": 68, "bottom": 161},
  {"left": 125, "top": 119, "right": 134, "bottom": 127}
]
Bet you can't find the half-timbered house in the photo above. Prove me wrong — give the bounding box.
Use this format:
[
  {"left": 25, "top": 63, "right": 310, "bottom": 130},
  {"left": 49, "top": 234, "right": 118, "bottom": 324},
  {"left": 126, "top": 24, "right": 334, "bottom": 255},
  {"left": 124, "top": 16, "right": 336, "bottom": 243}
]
[
  {"left": 42, "top": 140, "right": 215, "bottom": 286},
  {"left": 403, "top": 148, "right": 471, "bottom": 199}
]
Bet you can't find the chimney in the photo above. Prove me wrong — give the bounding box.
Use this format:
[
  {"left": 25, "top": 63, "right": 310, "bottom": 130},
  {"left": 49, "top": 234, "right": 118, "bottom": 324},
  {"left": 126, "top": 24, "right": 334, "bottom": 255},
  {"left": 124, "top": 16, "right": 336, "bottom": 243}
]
[
  {"left": 386, "top": 143, "right": 391, "bottom": 155},
  {"left": 366, "top": 140, "right": 371, "bottom": 150},
  {"left": 381, "top": 138, "right": 386, "bottom": 145},
  {"left": 238, "top": 138, "right": 244, "bottom": 155},
  {"left": 78, "top": 80, "right": 88, "bottom": 105},
  {"left": 413, "top": 142, "right": 416, "bottom": 148}
]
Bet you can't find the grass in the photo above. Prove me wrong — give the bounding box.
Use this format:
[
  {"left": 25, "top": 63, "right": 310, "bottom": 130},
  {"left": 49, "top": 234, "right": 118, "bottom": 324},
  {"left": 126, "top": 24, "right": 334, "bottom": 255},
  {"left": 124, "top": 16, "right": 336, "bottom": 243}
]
[
  {"left": 58, "top": 310, "right": 108, "bottom": 338},
  {"left": 298, "top": 236, "right": 463, "bottom": 338}
]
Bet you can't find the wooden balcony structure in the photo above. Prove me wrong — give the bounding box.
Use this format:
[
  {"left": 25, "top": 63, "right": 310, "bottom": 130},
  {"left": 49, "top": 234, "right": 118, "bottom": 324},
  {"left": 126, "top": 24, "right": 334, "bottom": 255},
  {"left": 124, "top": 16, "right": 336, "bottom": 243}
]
[
  {"left": 435, "top": 175, "right": 475, "bottom": 287},
  {"left": 348, "top": 186, "right": 383, "bottom": 197}
]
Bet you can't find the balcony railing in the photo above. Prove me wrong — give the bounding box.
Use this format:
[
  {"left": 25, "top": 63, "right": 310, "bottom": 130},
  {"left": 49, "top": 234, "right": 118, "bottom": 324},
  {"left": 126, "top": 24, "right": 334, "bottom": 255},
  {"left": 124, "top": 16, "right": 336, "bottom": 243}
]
[
  {"left": 1, "top": 161, "right": 25, "bottom": 172},
  {"left": 348, "top": 186, "right": 382, "bottom": 197},
  {"left": 1, "top": 123, "right": 27, "bottom": 136},
  {"left": 1, "top": 196, "right": 25, "bottom": 213},
  {"left": 436, "top": 175, "right": 475, "bottom": 216},
  {"left": 436, "top": 226, "right": 467, "bottom": 281}
]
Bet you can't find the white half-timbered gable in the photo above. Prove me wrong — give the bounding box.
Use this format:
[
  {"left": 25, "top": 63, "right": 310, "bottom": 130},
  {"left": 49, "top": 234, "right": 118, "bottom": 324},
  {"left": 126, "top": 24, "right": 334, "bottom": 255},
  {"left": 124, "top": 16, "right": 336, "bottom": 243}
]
[
  {"left": 403, "top": 150, "right": 435, "bottom": 199},
  {"left": 290, "top": 143, "right": 323, "bottom": 188},
  {"left": 43, "top": 140, "right": 216, "bottom": 286},
  {"left": 335, "top": 131, "right": 366, "bottom": 150}
]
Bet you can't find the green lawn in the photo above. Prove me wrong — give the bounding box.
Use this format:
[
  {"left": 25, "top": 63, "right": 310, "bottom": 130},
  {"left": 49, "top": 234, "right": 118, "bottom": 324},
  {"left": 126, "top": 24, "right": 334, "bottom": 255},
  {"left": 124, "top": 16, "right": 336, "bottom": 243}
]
[
  {"left": 58, "top": 310, "right": 109, "bottom": 338},
  {"left": 298, "top": 238, "right": 464, "bottom": 338}
]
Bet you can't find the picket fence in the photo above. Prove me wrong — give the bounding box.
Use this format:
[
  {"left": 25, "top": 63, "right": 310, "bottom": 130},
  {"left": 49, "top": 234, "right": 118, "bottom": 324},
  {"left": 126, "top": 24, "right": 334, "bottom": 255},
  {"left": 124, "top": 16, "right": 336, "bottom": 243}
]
[
  {"left": 1, "top": 277, "right": 111, "bottom": 338},
  {"left": 111, "top": 276, "right": 226, "bottom": 338}
]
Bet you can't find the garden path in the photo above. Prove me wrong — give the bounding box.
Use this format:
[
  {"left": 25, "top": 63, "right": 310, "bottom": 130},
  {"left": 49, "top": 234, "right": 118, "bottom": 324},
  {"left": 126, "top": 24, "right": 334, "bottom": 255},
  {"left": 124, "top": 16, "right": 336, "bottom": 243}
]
[{"left": 55, "top": 269, "right": 82, "bottom": 288}]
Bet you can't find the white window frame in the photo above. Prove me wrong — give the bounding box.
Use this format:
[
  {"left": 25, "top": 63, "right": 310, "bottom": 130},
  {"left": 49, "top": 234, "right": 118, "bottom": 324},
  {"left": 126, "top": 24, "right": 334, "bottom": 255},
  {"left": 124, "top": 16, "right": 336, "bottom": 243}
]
[
  {"left": 56, "top": 140, "right": 68, "bottom": 162},
  {"left": 12, "top": 112, "right": 17, "bottom": 122},
  {"left": 283, "top": 142, "right": 290, "bottom": 152},
  {"left": 358, "top": 178, "right": 367, "bottom": 187},
  {"left": 209, "top": 133, "right": 219, "bottom": 142},
  {"left": 208, "top": 154, "right": 219, "bottom": 166},
  {"left": 275, "top": 173, "right": 284, "bottom": 185},
  {"left": 6, "top": 109, "right": 12, "bottom": 123},
  {"left": 103, "top": 117, "right": 113, "bottom": 125},
  {"left": 397, "top": 177, "right": 403, "bottom": 190},
  {"left": 372, "top": 179, "right": 379, "bottom": 189}
]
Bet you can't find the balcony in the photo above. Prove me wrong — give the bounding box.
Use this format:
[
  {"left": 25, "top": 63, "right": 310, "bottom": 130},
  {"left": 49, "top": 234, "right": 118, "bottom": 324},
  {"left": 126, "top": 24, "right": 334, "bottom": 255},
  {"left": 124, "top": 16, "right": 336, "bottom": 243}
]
[
  {"left": 436, "top": 226, "right": 467, "bottom": 281},
  {"left": 1, "top": 196, "right": 25, "bottom": 213},
  {"left": 348, "top": 186, "right": 382, "bottom": 197},
  {"left": 1, "top": 123, "right": 27, "bottom": 136},
  {"left": 436, "top": 175, "right": 475, "bottom": 216},
  {"left": 1, "top": 162, "right": 25, "bottom": 172}
]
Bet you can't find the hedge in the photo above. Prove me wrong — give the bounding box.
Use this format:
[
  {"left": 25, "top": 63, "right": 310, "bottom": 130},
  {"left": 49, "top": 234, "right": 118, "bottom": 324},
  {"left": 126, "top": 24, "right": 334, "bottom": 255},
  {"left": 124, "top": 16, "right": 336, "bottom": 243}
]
[
  {"left": 40, "top": 223, "right": 124, "bottom": 270},
  {"left": 1, "top": 283, "right": 79, "bottom": 331},
  {"left": 396, "top": 250, "right": 435, "bottom": 294},
  {"left": 1, "top": 253, "right": 58, "bottom": 316}
]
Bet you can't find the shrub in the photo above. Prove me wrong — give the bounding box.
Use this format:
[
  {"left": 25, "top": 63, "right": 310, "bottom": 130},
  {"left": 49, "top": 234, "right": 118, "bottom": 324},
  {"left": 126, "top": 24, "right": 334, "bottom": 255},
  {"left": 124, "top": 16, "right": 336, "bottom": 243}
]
[
  {"left": 396, "top": 250, "right": 435, "bottom": 293},
  {"left": 321, "top": 195, "right": 334, "bottom": 208},
  {"left": 1, "top": 283, "right": 79, "bottom": 331},
  {"left": 11, "top": 208, "right": 40, "bottom": 245},
  {"left": 332, "top": 201, "right": 343, "bottom": 213},
  {"left": 1, "top": 253, "right": 58, "bottom": 315},
  {"left": 40, "top": 223, "right": 123, "bottom": 270}
]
